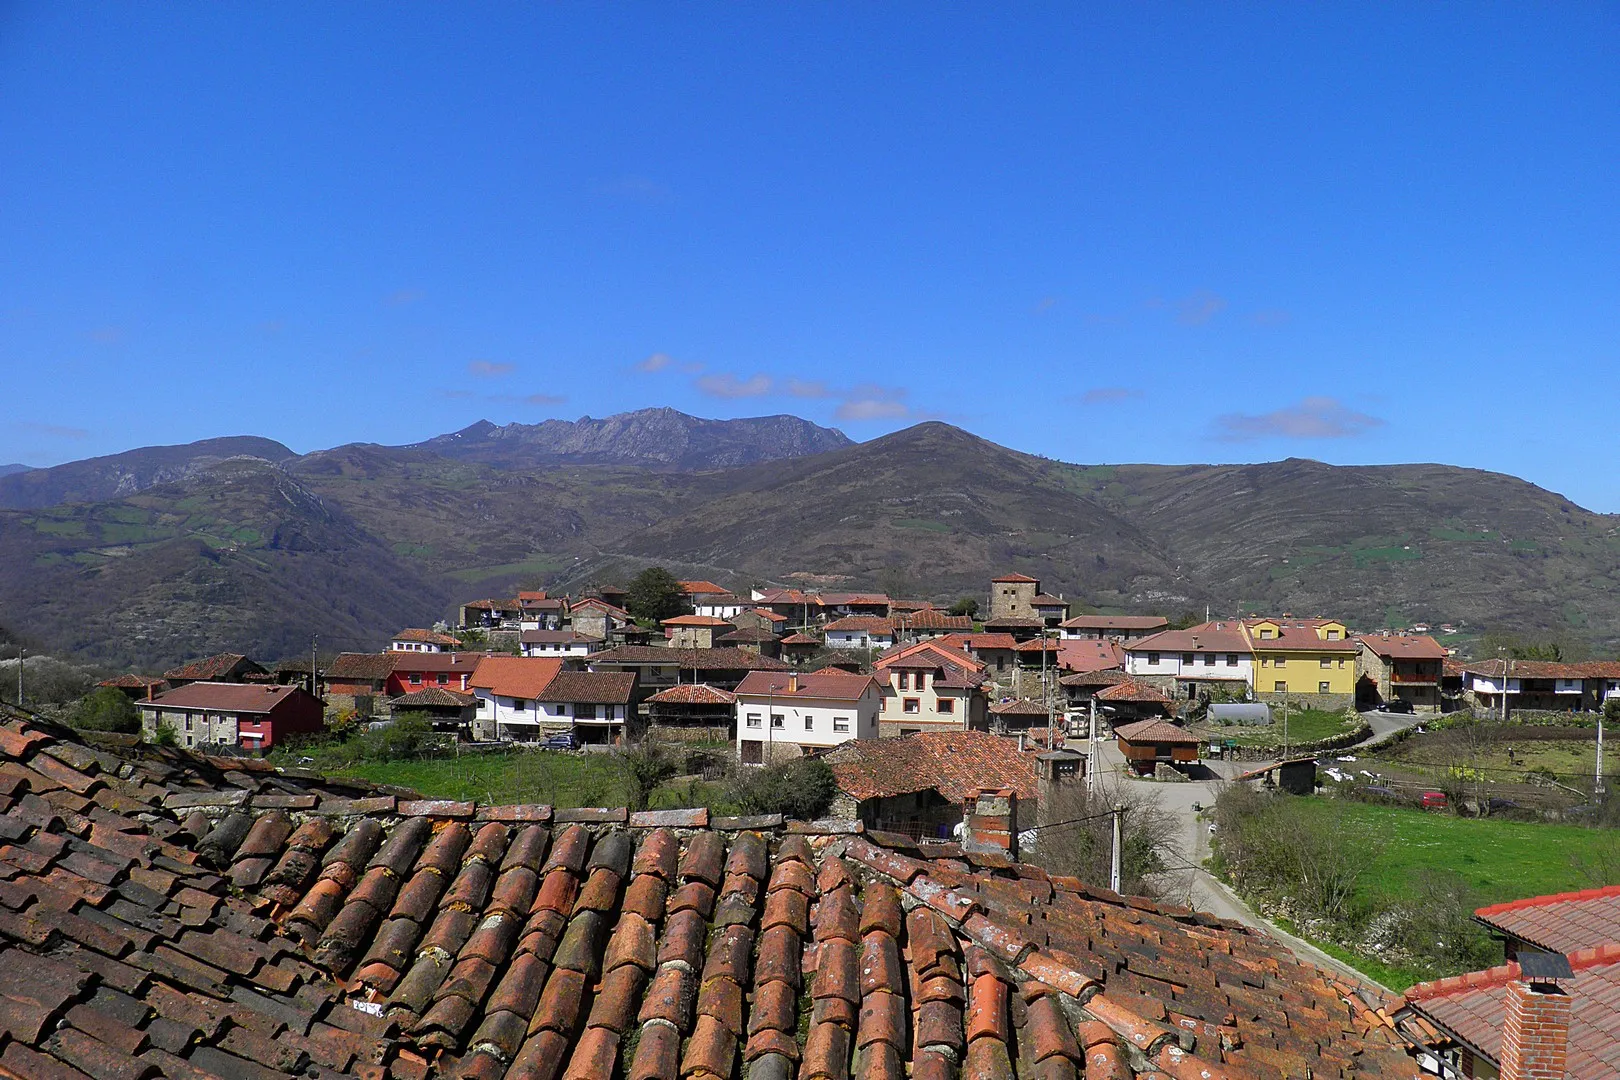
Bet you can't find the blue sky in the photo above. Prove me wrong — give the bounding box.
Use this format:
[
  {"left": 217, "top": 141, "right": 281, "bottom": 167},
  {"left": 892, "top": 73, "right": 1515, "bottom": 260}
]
[{"left": 2, "top": 6, "right": 1618, "bottom": 505}]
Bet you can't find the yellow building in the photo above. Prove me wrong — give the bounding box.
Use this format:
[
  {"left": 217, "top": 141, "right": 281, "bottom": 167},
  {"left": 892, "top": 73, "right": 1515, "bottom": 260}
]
[{"left": 1240, "top": 617, "right": 1358, "bottom": 708}]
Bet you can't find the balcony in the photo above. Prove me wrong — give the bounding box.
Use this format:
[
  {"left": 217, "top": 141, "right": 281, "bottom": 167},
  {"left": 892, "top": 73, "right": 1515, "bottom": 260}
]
[{"left": 1390, "top": 670, "right": 1439, "bottom": 685}]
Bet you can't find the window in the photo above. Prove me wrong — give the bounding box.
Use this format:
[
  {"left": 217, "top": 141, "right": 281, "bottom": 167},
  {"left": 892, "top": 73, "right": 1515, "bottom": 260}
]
[
  {"left": 1225, "top": 654, "right": 1237, "bottom": 666},
  {"left": 833, "top": 716, "right": 850, "bottom": 732},
  {"left": 1183, "top": 653, "right": 1194, "bottom": 665},
  {"left": 937, "top": 698, "right": 954, "bottom": 714},
  {"left": 1327, "top": 629, "right": 1341, "bottom": 641},
  {"left": 438, "top": 673, "right": 449, "bottom": 684},
  {"left": 555, "top": 703, "right": 568, "bottom": 716},
  {"left": 903, "top": 698, "right": 920, "bottom": 714},
  {"left": 914, "top": 672, "right": 926, "bottom": 690},
  {"left": 1147, "top": 652, "right": 1160, "bottom": 665},
  {"left": 771, "top": 713, "right": 785, "bottom": 728},
  {"left": 1201, "top": 654, "right": 1212, "bottom": 666},
  {"left": 410, "top": 673, "right": 422, "bottom": 684},
  {"left": 1274, "top": 681, "right": 1287, "bottom": 693},
  {"left": 513, "top": 698, "right": 529, "bottom": 710},
  {"left": 1338, "top": 658, "right": 1346, "bottom": 669},
  {"left": 1274, "top": 657, "right": 1286, "bottom": 668},
  {"left": 1260, "top": 656, "right": 1269, "bottom": 667},
  {"left": 1320, "top": 657, "right": 1332, "bottom": 668},
  {"left": 747, "top": 713, "right": 762, "bottom": 728},
  {"left": 1319, "top": 681, "right": 1331, "bottom": 694},
  {"left": 577, "top": 704, "right": 598, "bottom": 720},
  {"left": 1260, "top": 628, "right": 1275, "bottom": 639},
  {"left": 804, "top": 714, "right": 814, "bottom": 730}
]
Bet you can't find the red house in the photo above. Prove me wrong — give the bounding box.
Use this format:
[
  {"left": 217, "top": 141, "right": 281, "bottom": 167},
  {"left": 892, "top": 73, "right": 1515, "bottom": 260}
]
[{"left": 385, "top": 652, "right": 490, "bottom": 698}]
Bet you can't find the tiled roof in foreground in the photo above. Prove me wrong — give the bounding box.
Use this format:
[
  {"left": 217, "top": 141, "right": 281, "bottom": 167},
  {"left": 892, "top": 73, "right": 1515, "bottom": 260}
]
[{"left": 0, "top": 709, "right": 1420, "bottom": 1079}]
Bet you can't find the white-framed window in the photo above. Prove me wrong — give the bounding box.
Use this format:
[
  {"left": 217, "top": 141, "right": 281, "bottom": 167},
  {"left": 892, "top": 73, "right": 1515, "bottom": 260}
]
[
  {"left": 804, "top": 714, "right": 814, "bottom": 730},
  {"left": 1319, "top": 681, "right": 1331, "bottom": 694},
  {"left": 771, "top": 713, "right": 785, "bottom": 729},
  {"left": 833, "top": 716, "right": 850, "bottom": 732},
  {"left": 1147, "top": 652, "right": 1160, "bottom": 665},
  {"left": 1320, "top": 657, "right": 1332, "bottom": 668},
  {"left": 1274, "top": 681, "right": 1287, "bottom": 692},
  {"left": 1225, "top": 654, "right": 1238, "bottom": 666},
  {"left": 747, "top": 713, "right": 762, "bottom": 728}
]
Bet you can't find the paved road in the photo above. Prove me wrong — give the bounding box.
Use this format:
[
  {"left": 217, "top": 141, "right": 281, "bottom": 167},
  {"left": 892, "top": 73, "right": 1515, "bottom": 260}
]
[
  {"left": 1352, "top": 708, "right": 1428, "bottom": 747},
  {"left": 1087, "top": 734, "right": 1393, "bottom": 989}
]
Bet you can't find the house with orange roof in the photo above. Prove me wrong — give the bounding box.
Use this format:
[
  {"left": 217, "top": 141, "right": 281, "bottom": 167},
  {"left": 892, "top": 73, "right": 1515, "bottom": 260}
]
[
  {"left": 1240, "top": 616, "right": 1359, "bottom": 709},
  {"left": 1393, "top": 882, "right": 1620, "bottom": 1078},
  {"left": 466, "top": 656, "right": 566, "bottom": 740},
  {"left": 566, "top": 595, "right": 633, "bottom": 642},
  {"left": 1356, "top": 633, "right": 1449, "bottom": 712},
  {"left": 823, "top": 615, "right": 897, "bottom": 651},
  {"left": 733, "top": 669, "right": 881, "bottom": 763},
  {"left": 661, "top": 614, "right": 734, "bottom": 649},
  {"left": 388, "top": 628, "right": 460, "bottom": 653},
  {"left": 1124, "top": 622, "right": 1254, "bottom": 701},
  {"left": 824, "top": 729, "right": 1041, "bottom": 840},
  {"left": 872, "top": 640, "right": 989, "bottom": 736},
  {"left": 1060, "top": 613, "right": 1169, "bottom": 641}
]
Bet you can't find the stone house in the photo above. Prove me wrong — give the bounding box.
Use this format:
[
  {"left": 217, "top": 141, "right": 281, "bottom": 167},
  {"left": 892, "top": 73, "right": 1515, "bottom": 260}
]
[
  {"left": 988, "top": 573, "right": 1040, "bottom": 621},
  {"left": 1355, "top": 634, "right": 1448, "bottom": 712},
  {"left": 138, "top": 682, "right": 324, "bottom": 753}
]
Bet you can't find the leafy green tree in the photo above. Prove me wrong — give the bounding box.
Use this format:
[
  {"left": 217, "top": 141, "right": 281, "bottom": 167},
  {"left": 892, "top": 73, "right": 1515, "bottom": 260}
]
[
  {"left": 71, "top": 687, "right": 141, "bottom": 734},
  {"left": 612, "top": 735, "right": 682, "bottom": 812},
  {"left": 360, "top": 713, "right": 440, "bottom": 761},
  {"left": 626, "top": 567, "right": 689, "bottom": 623},
  {"left": 151, "top": 720, "right": 178, "bottom": 748},
  {"left": 948, "top": 597, "right": 980, "bottom": 618},
  {"left": 727, "top": 756, "right": 838, "bottom": 820}
]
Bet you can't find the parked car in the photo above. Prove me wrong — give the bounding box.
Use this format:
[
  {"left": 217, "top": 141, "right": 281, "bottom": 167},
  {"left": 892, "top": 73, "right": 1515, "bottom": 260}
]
[
  {"left": 1377, "top": 700, "right": 1415, "bottom": 714},
  {"left": 1421, "top": 791, "right": 1449, "bottom": 811},
  {"left": 541, "top": 733, "right": 578, "bottom": 751}
]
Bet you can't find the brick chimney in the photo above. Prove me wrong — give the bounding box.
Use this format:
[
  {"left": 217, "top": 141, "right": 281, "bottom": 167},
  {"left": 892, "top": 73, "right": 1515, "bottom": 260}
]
[
  {"left": 962, "top": 787, "right": 1016, "bottom": 859},
  {"left": 1500, "top": 961, "right": 1572, "bottom": 1080}
]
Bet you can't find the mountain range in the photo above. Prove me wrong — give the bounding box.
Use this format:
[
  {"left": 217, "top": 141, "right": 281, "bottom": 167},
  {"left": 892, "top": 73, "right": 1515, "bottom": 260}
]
[{"left": 3, "top": 407, "right": 1616, "bottom": 670}]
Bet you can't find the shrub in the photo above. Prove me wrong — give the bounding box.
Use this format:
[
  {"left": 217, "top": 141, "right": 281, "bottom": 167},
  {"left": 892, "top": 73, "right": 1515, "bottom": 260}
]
[
  {"left": 71, "top": 687, "right": 141, "bottom": 734},
  {"left": 726, "top": 756, "right": 838, "bottom": 820}
]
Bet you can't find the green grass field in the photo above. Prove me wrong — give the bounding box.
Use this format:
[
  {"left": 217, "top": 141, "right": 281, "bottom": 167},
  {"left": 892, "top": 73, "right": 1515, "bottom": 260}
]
[
  {"left": 1258, "top": 797, "right": 1618, "bottom": 989},
  {"left": 322, "top": 750, "right": 729, "bottom": 811},
  {"left": 1297, "top": 797, "right": 1612, "bottom": 903},
  {"left": 1206, "top": 708, "right": 1362, "bottom": 748}
]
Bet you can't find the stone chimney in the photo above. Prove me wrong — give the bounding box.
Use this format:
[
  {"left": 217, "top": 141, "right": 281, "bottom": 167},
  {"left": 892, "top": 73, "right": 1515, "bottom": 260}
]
[
  {"left": 962, "top": 787, "right": 1016, "bottom": 859},
  {"left": 1500, "top": 957, "right": 1573, "bottom": 1080}
]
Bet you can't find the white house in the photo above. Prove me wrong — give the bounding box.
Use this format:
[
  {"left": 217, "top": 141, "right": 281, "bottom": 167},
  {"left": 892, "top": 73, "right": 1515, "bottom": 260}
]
[
  {"left": 389, "top": 628, "right": 459, "bottom": 653},
  {"left": 467, "top": 656, "right": 566, "bottom": 741},
  {"left": 520, "top": 630, "right": 603, "bottom": 658},
  {"left": 527, "top": 671, "right": 637, "bottom": 745},
  {"left": 1123, "top": 624, "right": 1254, "bottom": 700},
  {"left": 822, "top": 616, "right": 895, "bottom": 652},
  {"left": 733, "top": 670, "right": 881, "bottom": 764},
  {"left": 692, "top": 594, "right": 749, "bottom": 620}
]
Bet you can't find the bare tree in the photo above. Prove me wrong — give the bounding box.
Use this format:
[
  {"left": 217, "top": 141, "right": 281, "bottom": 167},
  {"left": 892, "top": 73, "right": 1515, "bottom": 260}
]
[{"left": 1028, "top": 777, "right": 1185, "bottom": 901}]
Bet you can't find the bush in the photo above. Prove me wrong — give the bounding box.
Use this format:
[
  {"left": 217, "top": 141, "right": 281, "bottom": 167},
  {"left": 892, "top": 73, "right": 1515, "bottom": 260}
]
[
  {"left": 612, "top": 736, "right": 681, "bottom": 813},
  {"left": 70, "top": 687, "right": 141, "bottom": 734},
  {"left": 358, "top": 714, "right": 444, "bottom": 762},
  {"left": 1212, "top": 784, "right": 1381, "bottom": 926},
  {"left": 726, "top": 756, "right": 838, "bottom": 820}
]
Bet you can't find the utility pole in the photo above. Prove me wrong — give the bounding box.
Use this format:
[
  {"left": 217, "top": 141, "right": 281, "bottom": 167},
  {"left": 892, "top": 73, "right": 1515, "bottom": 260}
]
[
  {"left": 1503, "top": 658, "right": 1512, "bottom": 723},
  {"left": 1088, "top": 697, "right": 1099, "bottom": 793},
  {"left": 310, "top": 636, "right": 319, "bottom": 699},
  {"left": 1110, "top": 805, "right": 1124, "bottom": 893},
  {"left": 1282, "top": 696, "right": 1289, "bottom": 760},
  {"left": 1598, "top": 703, "right": 1607, "bottom": 800},
  {"left": 16, "top": 647, "right": 22, "bottom": 709}
]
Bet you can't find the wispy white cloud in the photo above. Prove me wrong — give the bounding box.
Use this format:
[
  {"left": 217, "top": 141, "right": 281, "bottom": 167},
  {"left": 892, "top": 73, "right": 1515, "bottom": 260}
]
[
  {"left": 468, "top": 360, "right": 515, "bottom": 379},
  {"left": 636, "top": 352, "right": 673, "bottom": 373},
  {"left": 1211, "top": 396, "right": 1385, "bottom": 442},
  {"left": 1078, "top": 387, "right": 1144, "bottom": 406},
  {"left": 695, "top": 373, "right": 774, "bottom": 399},
  {"left": 21, "top": 422, "right": 89, "bottom": 439},
  {"left": 834, "top": 384, "right": 932, "bottom": 423},
  {"left": 384, "top": 288, "right": 426, "bottom": 307},
  {"left": 1177, "top": 290, "right": 1227, "bottom": 326},
  {"left": 785, "top": 379, "right": 830, "bottom": 399}
]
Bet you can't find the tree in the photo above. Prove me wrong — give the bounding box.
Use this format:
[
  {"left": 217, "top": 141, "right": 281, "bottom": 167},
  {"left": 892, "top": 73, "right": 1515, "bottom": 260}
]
[
  {"left": 71, "top": 687, "right": 140, "bottom": 734},
  {"left": 626, "top": 567, "right": 688, "bottom": 623},
  {"left": 612, "top": 734, "right": 682, "bottom": 812},
  {"left": 1028, "top": 778, "right": 1183, "bottom": 900},
  {"left": 726, "top": 756, "right": 838, "bottom": 820},
  {"left": 948, "top": 597, "right": 980, "bottom": 618}
]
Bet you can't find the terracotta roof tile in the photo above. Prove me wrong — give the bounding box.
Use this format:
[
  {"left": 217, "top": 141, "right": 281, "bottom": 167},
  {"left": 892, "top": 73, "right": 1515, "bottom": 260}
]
[
  {"left": 0, "top": 705, "right": 1419, "bottom": 1079},
  {"left": 825, "top": 731, "right": 1039, "bottom": 803}
]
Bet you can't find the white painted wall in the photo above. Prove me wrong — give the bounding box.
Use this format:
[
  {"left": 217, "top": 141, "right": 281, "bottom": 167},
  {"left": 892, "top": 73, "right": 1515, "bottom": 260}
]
[{"left": 734, "top": 690, "right": 880, "bottom": 752}]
